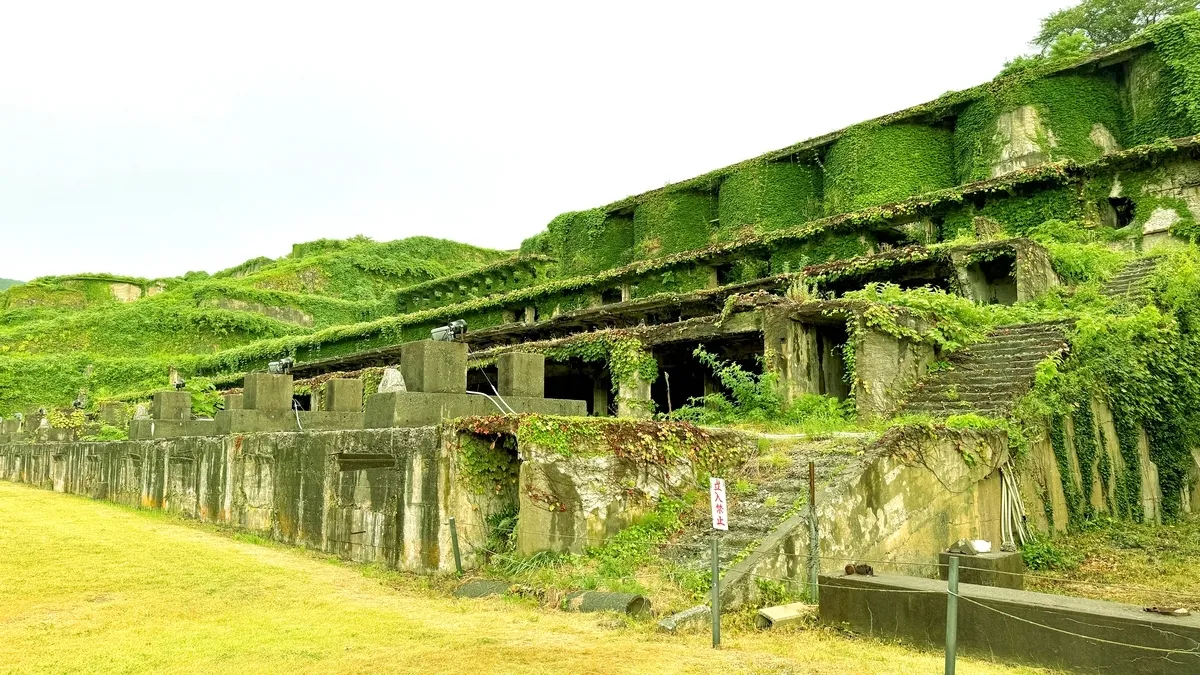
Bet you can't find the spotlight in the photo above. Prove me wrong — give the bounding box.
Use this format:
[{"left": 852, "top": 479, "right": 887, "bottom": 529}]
[{"left": 431, "top": 319, "right": 467, "bottom": 342}]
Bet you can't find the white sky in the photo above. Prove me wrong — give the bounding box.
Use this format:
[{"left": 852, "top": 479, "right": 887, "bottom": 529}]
[{"left": 0, "top": 0, "right": 1075, "bottom": 281}]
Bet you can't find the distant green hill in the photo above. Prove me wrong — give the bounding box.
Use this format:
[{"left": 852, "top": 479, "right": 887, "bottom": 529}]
[
  {"left": 0, "top": 279, "right": 20, "bottom": 291},
  {"left": 0, "top": 236, "right": 511, "bottom": 413}
]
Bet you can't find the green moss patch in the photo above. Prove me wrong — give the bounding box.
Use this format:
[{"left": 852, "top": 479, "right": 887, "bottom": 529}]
[
  {"left": 717, "top": 161, "right": 822, "bottom": 234},
  {"left": 633, "top": 190, "right": 718, "bottom": 259}
]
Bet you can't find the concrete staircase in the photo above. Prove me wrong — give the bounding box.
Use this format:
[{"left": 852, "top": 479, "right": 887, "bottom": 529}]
[
  {"left": 897, "top": 321, "right": 1071, "bottom": 419},
  {"left": 665, "top": 434, "right": 873, "bottom": 576},
  {"left": 1103, "top": 256, "right": 1160, "bottom": 300}
]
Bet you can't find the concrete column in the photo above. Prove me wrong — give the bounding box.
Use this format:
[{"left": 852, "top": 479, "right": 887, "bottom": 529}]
[
  {"left": 152, "top": 391, "right": 192, "bottom": 420},
  {"left": 592, "top": 378, "right": 610, "bottom": 417},
  {"left": 323, "top": 378, "right": 365, "bottom": 412},
  {"left": 616, "top": 375, "right": 653, "bottom": 419}
]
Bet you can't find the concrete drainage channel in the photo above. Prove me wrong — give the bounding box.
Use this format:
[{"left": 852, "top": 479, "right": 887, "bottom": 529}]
[{"left": 453, "top": 579, "right": 651, "bottom": 617}]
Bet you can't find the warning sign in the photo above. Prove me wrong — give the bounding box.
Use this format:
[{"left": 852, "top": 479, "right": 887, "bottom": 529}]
[{"left": 710, "top": 477, "right": 728, "bottom": 531}]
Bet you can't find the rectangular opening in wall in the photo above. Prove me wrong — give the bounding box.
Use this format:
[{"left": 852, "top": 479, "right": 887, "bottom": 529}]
[
  {"left": 467, "top": 366, "right": 500, "bottom": 395},
  {"left": 810, "top": 323, "right": 851, "bottom": 401},
  {"left": 1102, "top": 197, "right": 1136, "bottom": 229},
  {"left": 964, "top": 252, "right": 1018, "bottom": 305},
  {"left": 650, "top": 335, "right": 764, "bottom": 414},
  {"left": 544, "top": 358, "right": 608, "bottom": 415},
  {"left": 291, "top": 393, "right": 312, "bottom": 411},
  {"left": 714, "top": 263, "right": 734, "bottom": 286},
  {"left": 601, "top": 288, "right": 622, "bottom": 305},
  {"left": 817, "top": 259, "right": 955, "bottom": 298}
]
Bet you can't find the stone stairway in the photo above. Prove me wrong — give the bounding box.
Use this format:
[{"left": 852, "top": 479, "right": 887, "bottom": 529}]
[
  {"left": 1103, "top": 256, "right": 1160, "bottom": 300},
  {"left": 665, "top": 434, "right": 873, "bottom": 576},
  {"left": 897, "top": 321, "right": 1071, "bottom": 418}
]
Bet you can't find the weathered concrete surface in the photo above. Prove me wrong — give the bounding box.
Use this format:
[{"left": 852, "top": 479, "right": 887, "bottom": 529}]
[
  {"left": 0, "top": 427, "right": 505, "bottom": 573},
  {"left": 938, "top": 550, "right": 1024, "bottom": 590},
  {"left": 203, "top": 297, "right": 314, "bottom": 327},
  {"left": 497, "top": 352, "right": 545, "bottom": 398},
  {"left": 719, "top": 428, "right": 1007, "bottom": 609},
  {"left": 129, "top": 418, "right": 218, "bottom": 440},
  {"left": 401, "top": 340, "right": 467, "bottom": 394},
  {"left": 243, "top": 372, "right": 294, "bottom": 411},
  {"left": 820, "top": 573, "right": 1200, "bottom": 675},
  {"left": 853, "top": 319, "right": 936, "bottom": 421},
  {"left": 514, "top": 442, "right": 694, "bottom": 555},
  {"left": 990, "top": 105, "right": 1057, "bottom": 177},
  {"left": 214, "top": 409, "right": 364, "bottom": 435},
  {"left": 152, "top": 390, "right": 192, "bottom": 420},
  {"left": 365, "top": 391, "right": 584, "bottom": 428},
  {"left": 322, "top": 378, "right": 364, "bottom": 412}
]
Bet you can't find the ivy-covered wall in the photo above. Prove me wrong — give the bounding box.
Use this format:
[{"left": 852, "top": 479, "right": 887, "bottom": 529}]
[
  {"left": 940, "top": 184, "right": 1088, "bottom": 240},
  {"left": 716, "top": 160, "right": 822, "bottom": 235},
  {"left": 953, "top": 74, "right": 1125, "bottom": 183},
  {"left": 770, "top": 231, "right": 873, "bottom": 272},
  {"left": 633, "top": 189, "right": 718, "bottom": 260},
  {"left": 546, "top": 209, "right": 635, "bottom": 277},
  {"left": 823, "top": 123, "right": 955, "bottom": 215},
  {"left": 1129, "top": 13, "right": 1200, "bottom": 146}
]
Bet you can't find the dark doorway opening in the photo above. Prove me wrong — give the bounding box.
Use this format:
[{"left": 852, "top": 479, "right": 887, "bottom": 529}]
[
  {"left": 651, "top": 335, "right": 764, "bottom": 414},
  {"left": 291, "top": 393, "right": 312, "bottom": 411},
  {"left": 964, "top": 253, "right": 1018, "bottom": 305},
  {"left": 545, "top": 358, "right": 611, "bottom": 415}
]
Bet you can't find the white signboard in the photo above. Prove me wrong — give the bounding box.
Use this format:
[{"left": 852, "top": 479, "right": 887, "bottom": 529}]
[{"left": 710, "top": 477, "right": 729, "bottom": 531}]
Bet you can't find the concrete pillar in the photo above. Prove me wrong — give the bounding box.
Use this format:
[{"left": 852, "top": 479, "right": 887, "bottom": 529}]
[
  {"left": 152, "top": 391, "right": 192, "bottom": 420},
  {"left": 323, "top": 378, "right": 364, "bottom": 412},
  {"left": 497, "top": 353, "right": 545, "bottom": 398},
  {"left": 592, "top": 378, "right": 610, "bottom": 417},
  {"left": 243, "top": 372, "right": 294, "bottom": 411},
  {"left": 617, "top": 375, "right": 653, "bottom": 419},
  {"left": 99, "top": 401, "right": 127, "bottom": 426},
  {"left": 400, "top": 340, "right": 467, "bottom": 393},
  {"left": 222, "top": 393, "right": 244, "bottom": 410}
]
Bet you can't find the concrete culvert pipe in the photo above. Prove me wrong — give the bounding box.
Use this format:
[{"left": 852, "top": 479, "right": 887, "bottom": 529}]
[{"left": 564, "top": 591, "right": 651, "bottom": 617}]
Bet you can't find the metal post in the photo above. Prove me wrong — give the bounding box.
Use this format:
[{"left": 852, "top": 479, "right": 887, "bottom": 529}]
[
  {"left": 711, "top": 534, "right": 721, "bottom": 649},
  {"left": 449, "top": 516, "right": 463, "bottom": 575},
  {"left": 808, "top": 461, "right": 819, "bottom": 603},
  {"left": 945, "top": 555, "right": 959, "bottom": 675}
]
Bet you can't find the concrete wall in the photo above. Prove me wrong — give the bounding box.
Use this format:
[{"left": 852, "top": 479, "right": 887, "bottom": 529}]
[
  {"left": 1019, "top": 396, "right": 1180, "bottom": 534},
  {"left": 0, "top": 428, "right": 509, "bottom": 573},
  {"left": 720, "top": 428, "right": 1007, "bottom": 608},
  {"left": 820, "top": 573, "right": 1200, "bottom": 675}
]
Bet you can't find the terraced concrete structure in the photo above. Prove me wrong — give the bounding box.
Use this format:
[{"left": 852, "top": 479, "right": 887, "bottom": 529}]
[{"left": 6, "top": 17, "right": 1200, "bottom": 656}]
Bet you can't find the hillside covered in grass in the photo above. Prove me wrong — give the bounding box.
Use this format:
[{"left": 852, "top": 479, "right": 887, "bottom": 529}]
[{"left": 0, "top": 236, "right": 509, "bottom": 413}]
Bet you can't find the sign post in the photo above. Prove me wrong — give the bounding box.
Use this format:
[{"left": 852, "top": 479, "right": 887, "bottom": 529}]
[{"left": 709, "top": 477, "right": 728, "bottom": 649}]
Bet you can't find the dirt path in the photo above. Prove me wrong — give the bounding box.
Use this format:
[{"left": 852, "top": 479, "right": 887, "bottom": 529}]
[{"left": 0, "top": 482, "right": 1049, "bottom": 674}]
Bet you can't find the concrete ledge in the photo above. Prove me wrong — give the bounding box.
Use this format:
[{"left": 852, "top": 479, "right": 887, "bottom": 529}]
[
  {"left": 129, "top": 419, "right": 217, "bottom": 440},
  {"left": 214, "top": 409, "right": 364, "bottom": 434},
  {"left": 364, "top": 391, "right": 585, "bottom": 428},
  {"left": 819, "top": 573, "right": 1200, "bottom": 674}
]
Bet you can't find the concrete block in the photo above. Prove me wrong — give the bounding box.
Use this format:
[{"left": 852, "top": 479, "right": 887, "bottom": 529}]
[
  {"left": 222, "top": 393, "right": 244, "bottom": 410},
  {"left": 243, "top": 372, "right": 294, "bottom": 411},
  {"left": 364, "top": 391, "right": 585, "bottom": 428},
  {"left": 755, "top": 602, "right": 815, "bottom": 629},
  {"left": 938, "top": 550, "right": 1024, "bottom": 590},
  {"left": 401, "top": 340, "right": 467, "bottom": 393},
  {"left": 323, "top": 378, "right": 364, "bottom": 412},
  {"left": 497, "top": 352, "right": 545, "bottom": 398},
  {"left": 99, "top": 402, "right": 127, "bottom": 426},
  {"left": 152, "top": 391, "right": 192, "bottom": 420}
]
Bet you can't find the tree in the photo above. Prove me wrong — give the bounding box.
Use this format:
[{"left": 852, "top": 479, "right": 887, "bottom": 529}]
[{"left": 1033, "top": 0, "right": 1197, "bottom": 53}]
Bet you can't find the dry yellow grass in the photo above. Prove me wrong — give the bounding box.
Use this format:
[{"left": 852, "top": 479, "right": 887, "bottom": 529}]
[{"left": 0, "top": 482, "right": 1052, "bottom": 674}]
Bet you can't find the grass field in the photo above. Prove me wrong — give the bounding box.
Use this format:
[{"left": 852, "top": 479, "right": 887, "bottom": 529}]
[{"left": 0, "top": 482, "right": 1055, "bottom": 674}]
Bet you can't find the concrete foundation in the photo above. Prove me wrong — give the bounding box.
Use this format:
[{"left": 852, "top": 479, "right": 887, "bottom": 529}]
[
  {"left": 214, "top": 409, "right": 364, "bottom": 434},
  {"left": 364, "top": 392, "right": 584, "bottom": 428},
  {"left": 151, "top": 391, "right": 192, "bottom": 420},
  {"left": 820, "top": 573, "right": 1200, "bottom": 674}
]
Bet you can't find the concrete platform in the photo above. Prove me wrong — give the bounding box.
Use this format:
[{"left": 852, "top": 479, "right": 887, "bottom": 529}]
[
  {"left": 129, "top": 418, "right": 218, "bottom": 440},
  {"left": 938, "top": 550, "right": 1024, "bottom": 589},
  {"left": 364, "top": 391, "right": 585, "bottom": 428},
  {"left": 819, "top": 573, "right": 1200, "bottom": 674},
  {"left": 214, "top": 409, "right": 365, "bottom": 434}
]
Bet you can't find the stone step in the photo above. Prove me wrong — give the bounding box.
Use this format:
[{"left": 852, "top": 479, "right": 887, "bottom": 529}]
[
  {"left": 955, "top": 339, "right": 1066, "bottom": 354},
  {"left": 987, "top": 320, "right": 1073, "bottom": 336},
  {"left": 912, "top": 381, "right": 1026, "bottom": 397},
  {"left": 929, "top": 371, "right": 1035, "bottom": 385},
  {"left": 952, "top": 353, "right": 1056, "bottom": 368}
]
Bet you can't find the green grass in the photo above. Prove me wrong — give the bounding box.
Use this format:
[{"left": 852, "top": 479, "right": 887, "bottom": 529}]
[
  {"left": 1024, "top": 516, "right": 1200, "bottom": 607},
  {"left": 0, "top": 481, "right": 1053, "bottom": 674}
]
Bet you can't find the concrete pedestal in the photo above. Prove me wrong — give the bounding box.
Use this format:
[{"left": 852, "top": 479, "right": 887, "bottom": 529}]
[
  {"left": 323, "top": 378, "right": 364, "bottom": 412},
  {"left": 938, "top": 550, "right": 1025, "bottom": 590},
  {"left": 497, "top": 353, "right": 545, "bottom": 398},
  {"left": 401, "top": 340, "right": 467, "bottom": 393},
  {"left": 152, "top": 391, "right": 192, "bottom": 420},
  {"left": 244, "top": 372, "right": 294, "bottom": 411}
]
